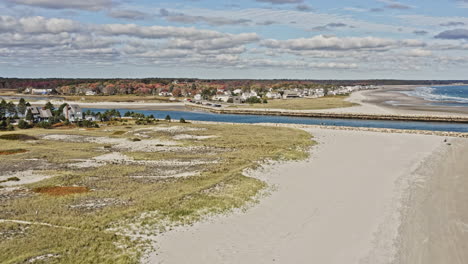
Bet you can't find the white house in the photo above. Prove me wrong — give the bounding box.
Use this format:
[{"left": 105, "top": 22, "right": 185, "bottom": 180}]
[
  {"left": 194, "top": 94, "right": 202, "bottom": 101},
  {"left": 85, "top": 90, "right": 96, "bottom": 96},
  {"left": 212, "top": 95, "right": 232, "bottom": 102},
  {"left": 30, "top": 88, "right": 53, "bottom": 95},
  {"left": 265, "top": 92, "right": 282, "bottom": 99}
]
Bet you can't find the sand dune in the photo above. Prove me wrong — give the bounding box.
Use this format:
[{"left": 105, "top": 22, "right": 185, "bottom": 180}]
[{"left": 145, "top": 128, "right": 447, "bottom": 264}]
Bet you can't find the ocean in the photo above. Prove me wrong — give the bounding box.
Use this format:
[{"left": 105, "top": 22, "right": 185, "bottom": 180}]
[{"left": 403, "top": 85, "right": 468, "bottom": 107}]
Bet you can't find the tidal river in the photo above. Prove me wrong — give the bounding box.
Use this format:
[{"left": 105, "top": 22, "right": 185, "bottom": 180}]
[{"left": 84, "top": 108, "right": 468, "bottom": 133}]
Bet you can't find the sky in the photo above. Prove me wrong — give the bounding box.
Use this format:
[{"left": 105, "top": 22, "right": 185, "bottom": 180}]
[{"left": 0, "top": 0, "right": 468, "bottom": 79}]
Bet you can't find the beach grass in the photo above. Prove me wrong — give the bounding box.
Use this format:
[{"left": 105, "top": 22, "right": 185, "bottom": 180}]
[
  {"left": 231, "top": 95, "right": 358, "bottom": 110},
  {"left": 0, "top": 122, "right": 313, "bottom": 263}
]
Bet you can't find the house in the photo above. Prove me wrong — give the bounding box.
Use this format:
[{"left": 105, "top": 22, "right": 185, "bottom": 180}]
[
  {"left": 25, "top": 106, "right": 52, "bottom": 122},
  {"left": 232, "top": 96, "right": 243, "bottom": 104},
  {"left": 212, "top": 95, "right": 232, "bottom": 102},
  {"left": 194, "top": 94, "right": 202, "bottom": 101},
  {"left": 31, "top": 88, "right": 54, "bottom": 95},
  {"left": 63, "top": 104, "right": 83, "bottom": 122},
  {"left": 265, "top": 92, "right": 282, "bottom": 99},
  {"left": 85, "top": 90, "right": 97, "bottom": 96},
  {"left": 283, "top": 91, "right": 301, "bottom": 99}
]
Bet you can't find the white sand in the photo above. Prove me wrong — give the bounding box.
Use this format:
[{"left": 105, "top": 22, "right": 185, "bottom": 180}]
[{"left": 145, "top": 128, "right": 445, "bottom": 264}]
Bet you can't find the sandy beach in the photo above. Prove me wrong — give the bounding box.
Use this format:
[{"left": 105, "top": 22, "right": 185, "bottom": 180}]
[
  {"left": 340, "top": 86, "right": 468, "bottom": 116},
  {"left": 144, "top": 127, "right": 466, "bottom": 264}
]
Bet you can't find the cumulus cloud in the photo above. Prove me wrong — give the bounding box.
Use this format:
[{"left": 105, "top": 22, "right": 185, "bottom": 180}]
[
  {"left": 376, "top": 0, "right": 412, "bottom": 10},
  {"left": 6, "top": 0, "right": 115, "bottom": 11},
  {"left": 159, "top": 8, "right": 252, "bottom": 26},
  {"left": 435, "top": 29, "right": 468, "bottom": 40},
  {"left": 260, "top": 35, "right": 422, "bottom": 51},
  {"left": 296, "top": 4, "right": 312, "bottom": 11},
  {"left": 0, "top": 15, "right": 81, "bottom": 34},
  {"left": 404, "top": 48, "right": 432, "bottom": 57},
  {"left": 256, "top": 0, "right": 303, "bottom": 4},
  {"left": 413, "top": 30, "right": 428, "bottom": 35},
  {"left": 108, "top": 9, "right": 151, "bottom": 20},
  {"left": 440, "top": 21, "right": 465, "bottom": 27},
  {"left": 310, "top": 23, "right": 349, "bottom": 31}
]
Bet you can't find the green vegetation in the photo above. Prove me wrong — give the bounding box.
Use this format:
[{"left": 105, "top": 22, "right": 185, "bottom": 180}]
[
  {"left": 0, "top": 134, "right": 38, "bottom": 141},
  {"left": 0, "top": 122, "right": 313, "bottom": 263},
  {"left": 234, "top": 95, "right": 358, "bottom": 110}
]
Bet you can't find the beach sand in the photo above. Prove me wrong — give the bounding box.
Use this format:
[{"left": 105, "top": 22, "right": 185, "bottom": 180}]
[{"left": 144, "top": 128, "right": 452, "bottom": 264}]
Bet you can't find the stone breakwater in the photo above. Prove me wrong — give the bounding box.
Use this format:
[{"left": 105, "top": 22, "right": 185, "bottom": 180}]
[
  {"left": 186, "top": 103, "right": 468, "bottom": 124},
  {"left": 190, "top": 121, "right": 468, "bottom": 138}
]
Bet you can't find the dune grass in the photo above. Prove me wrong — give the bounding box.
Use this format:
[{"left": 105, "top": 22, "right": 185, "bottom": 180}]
[
  {"left": 0, "top": 122, "right": 313, "bottom": 263},
  {"left": 232, "top": 95, "right": 358, "bottom": 110}
]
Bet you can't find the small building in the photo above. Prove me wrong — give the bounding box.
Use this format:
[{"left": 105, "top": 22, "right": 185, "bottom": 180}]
[
  {"left": 85, "top": 90, "right": 97, "bottom": 96},
  {"left": 63, "top": 104, "right": 83, "bottom": 122}
]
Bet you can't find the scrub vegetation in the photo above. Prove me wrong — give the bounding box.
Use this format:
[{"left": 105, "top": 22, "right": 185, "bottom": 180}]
[{"left": 0, "top": 121, "right": 313, "bottom": 263}]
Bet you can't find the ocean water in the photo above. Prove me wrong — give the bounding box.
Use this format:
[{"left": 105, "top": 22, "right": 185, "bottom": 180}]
[
  {"left": 84, "top": 108, "right": 468, "bottom": 133},
  {"left": 403, "top": 85, "right": 468, "bottom": 107}
]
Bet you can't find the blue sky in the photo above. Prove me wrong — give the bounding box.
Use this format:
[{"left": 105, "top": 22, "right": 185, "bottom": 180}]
[{"left": 0, "top": 0, "right": 468, "bottom": 79}]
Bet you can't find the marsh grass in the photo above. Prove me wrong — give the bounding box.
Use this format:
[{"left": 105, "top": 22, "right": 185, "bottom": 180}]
[{"left": 0, "top": 122, "right": 313, "bottom": 263}]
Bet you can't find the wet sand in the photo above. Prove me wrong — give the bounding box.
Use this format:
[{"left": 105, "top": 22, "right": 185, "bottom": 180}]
[
  {"left": 144, "top": 128, "right": 447, "bottom": 264},
  {"left": 359, "top": 85, "right": 468, "bottom": 116},
  {"left": 396, "top": 138, "right": 468, "bottom": 264}
]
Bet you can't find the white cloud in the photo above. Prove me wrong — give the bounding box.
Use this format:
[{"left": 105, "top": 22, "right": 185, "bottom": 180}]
[{"left": 6, "top": 0, "right": 115, "bottom": 11}]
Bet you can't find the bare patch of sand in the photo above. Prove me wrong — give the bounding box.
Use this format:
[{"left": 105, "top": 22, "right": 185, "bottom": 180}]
[{"left": 0, "top": 170, "right": 51, "bottom": 187}]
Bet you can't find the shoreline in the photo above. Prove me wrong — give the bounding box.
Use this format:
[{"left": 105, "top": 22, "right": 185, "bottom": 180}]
[{"left": 145, "top": 126, "right": 452, "bottom": 264}]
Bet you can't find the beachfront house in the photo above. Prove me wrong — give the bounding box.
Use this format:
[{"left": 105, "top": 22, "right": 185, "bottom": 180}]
[{"left": 63, "top": 104, "right": 83, "bottom": 122}]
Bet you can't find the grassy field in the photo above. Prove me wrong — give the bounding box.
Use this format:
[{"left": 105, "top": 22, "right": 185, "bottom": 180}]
[
  {"left": 232, "top": 95, "right": 358, "bottom": 110},
  {"left": 62, "top": 95, "right": 175, "bottom": 103},
  {"left": 0, "top": 121, "right": 313, "bottom": 263}
]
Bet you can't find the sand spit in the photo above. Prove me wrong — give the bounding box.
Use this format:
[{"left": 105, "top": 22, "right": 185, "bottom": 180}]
[
  {"left": 144, "top": 128, "right": 445, "bottom": 264},
  {"left": 395, "top": 138, "right": 468, "bottom": 264}
]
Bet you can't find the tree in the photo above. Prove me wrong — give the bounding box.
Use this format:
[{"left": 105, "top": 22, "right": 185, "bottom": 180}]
[
  {"left": 179, "top": 118, "right": 186, "bottom": 123},
  {"left": 25, "top": 109, "right": 33, "bottom": 122},
  {"left": 165, "top": 115, "right": 171, "bottom": 121},
  {"left": 18, "top": 98, "right": 27, "bottom": 116},
  {"left": 0, "top": 99, "right": 6, "bottom": 119},
  {"left": 7, "top": 101, "right": 17, "bottom": 117},
  {"left": 18, "top": 119, "right": 31, "bottom": 129},
  {"left": 44, "top": 101, "right": 55, "bottom": 111}
]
